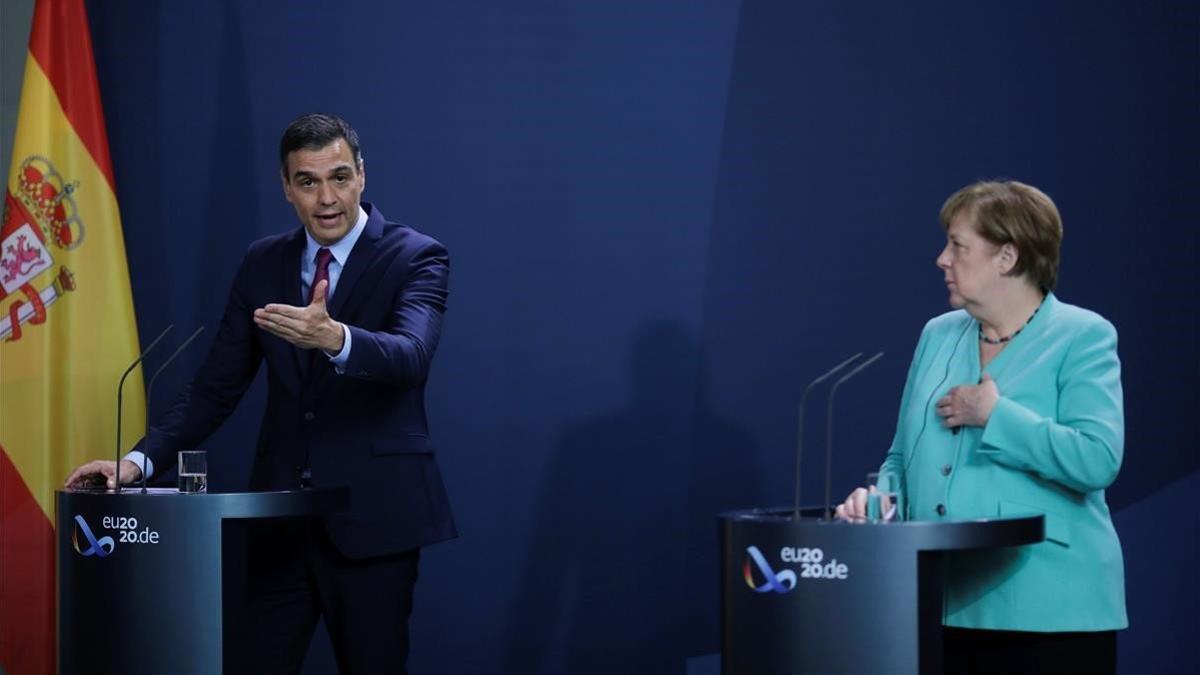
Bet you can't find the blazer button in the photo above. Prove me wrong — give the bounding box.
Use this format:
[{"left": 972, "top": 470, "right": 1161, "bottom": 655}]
[
  {"left": 941, "top": 464, "right": 952, "bottom": 476},
  {"left": 936, "top": 503, "right": 947, "bottom": 516},
  {"left": 304, "top": 411, "right": 315, "bottom": 422}
]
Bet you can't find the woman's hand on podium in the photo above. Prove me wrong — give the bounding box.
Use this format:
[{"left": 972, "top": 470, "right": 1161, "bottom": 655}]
[
  {"left": 64, "top": 459, "right": 143, "bottom": 490},
  {"left": 835, "top": 486, "right": 894, "bottom": 522},
  {"left": 835, "top": 487, "right": 869, "bottom": 522}
]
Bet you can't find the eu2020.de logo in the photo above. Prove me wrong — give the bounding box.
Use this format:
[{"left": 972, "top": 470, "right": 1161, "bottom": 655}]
[
  {"left": 71, "top": 515, "right": 114, "bottom": 557},
  {"left": 742, "top": 544, "right": 850, "bottom": 593},
  {"left": 71, "top": 513, "right": 161, "bottom": 557}
]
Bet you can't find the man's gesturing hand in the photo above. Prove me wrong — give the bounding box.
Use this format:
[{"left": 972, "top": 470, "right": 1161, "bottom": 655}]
[{"left": 253, "top": 280, "right": 346, "bottom": 353}]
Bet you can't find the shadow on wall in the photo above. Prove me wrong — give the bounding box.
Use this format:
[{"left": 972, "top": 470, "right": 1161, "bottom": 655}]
[{"left": 502, "top": 318, "right": 765, "bottom": 675}]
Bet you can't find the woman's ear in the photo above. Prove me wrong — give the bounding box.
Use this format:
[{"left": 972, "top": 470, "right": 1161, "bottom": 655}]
[{"left": 997, "top": 242, "right": 1019, "bottom": 275}]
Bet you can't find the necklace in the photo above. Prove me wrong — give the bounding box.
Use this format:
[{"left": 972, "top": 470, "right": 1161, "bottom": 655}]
[{"left": 979, "top": 304, "right": 1042, "bottom": 345}]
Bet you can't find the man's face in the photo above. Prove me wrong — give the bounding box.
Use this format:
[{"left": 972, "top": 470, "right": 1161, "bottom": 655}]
[{"left": 281, "top": 139, "right": 365, "bottom": 246}]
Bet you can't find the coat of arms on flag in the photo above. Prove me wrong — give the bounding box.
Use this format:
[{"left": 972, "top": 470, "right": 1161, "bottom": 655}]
[{"left": 1, "top": 155, "right": 83, "bottom": 342}]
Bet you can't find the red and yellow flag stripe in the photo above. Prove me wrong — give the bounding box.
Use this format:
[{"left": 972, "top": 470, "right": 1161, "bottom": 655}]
[{"left": 0, "top": 1, "right": 144, "bottom": 673}]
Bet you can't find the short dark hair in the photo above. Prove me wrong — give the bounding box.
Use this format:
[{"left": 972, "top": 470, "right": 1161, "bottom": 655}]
[
  {"left": 278, "top": 113, "right": 362, "bottom": 174},
  {"left": 940, "top": 180, "right": 1063, "bottom": 292}
]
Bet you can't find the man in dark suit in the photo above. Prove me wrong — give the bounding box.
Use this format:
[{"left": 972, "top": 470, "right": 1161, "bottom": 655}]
[{"left": 65, "top": 113, "right": 456, "bottom": 674}]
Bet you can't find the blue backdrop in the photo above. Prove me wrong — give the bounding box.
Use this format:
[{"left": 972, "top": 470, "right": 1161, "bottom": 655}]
[{"left": 84, "top": 1, "right": 1197, "bottom": 673}]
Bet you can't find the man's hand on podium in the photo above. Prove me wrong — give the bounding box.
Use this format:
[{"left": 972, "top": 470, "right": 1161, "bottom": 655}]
[{"left": 64, "top": 459, "right": 143, "bottom": 490}]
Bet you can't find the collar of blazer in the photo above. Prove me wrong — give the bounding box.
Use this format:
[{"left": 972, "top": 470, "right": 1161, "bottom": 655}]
[{"left": 325, "top": 201, "right": 385, "bottom": 319}]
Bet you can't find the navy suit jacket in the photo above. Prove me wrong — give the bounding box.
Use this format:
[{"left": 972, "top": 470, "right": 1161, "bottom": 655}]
[{"left": 141, "top": 202, "right": 457, "bottom": 559}]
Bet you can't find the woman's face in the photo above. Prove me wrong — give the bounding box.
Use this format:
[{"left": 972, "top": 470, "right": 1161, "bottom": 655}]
[{"left": 936, "top": 212, "right": 1009, "bottom": 310}]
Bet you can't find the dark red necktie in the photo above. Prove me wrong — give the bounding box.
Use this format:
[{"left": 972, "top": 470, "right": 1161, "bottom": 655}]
[{"left": 309, "top": 248, "right": 332, "bottom": 304}]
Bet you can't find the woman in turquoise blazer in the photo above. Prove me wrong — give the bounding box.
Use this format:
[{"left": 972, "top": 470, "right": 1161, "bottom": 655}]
[{"left": 837, "top": 181, "right": 1125, "bottom": 674}]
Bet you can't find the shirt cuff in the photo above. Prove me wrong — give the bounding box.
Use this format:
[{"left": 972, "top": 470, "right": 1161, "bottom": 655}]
[
  {"left": 325, "top": 322, "right": 352, "bottom": 371},
  {"left": 123, "top": 451, "right": 154, "bottom": 480}
]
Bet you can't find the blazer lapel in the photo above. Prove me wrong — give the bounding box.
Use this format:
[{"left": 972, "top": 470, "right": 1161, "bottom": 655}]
[
  {"left": 302, "top": 206, "right": 385, "bottom": 396},
  {"left": 326, "top": 203, "right": 385, "bottom": 319},
  {"left": 280, "top": 229, "right": 310, "bottom": 379}
]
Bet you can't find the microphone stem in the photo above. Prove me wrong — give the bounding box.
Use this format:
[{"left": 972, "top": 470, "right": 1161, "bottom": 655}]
[
  {"left": 115, "top": 325, "right": 174, "bottom": 492},
  {"left": 794, "top": 352, "right": 862, "bottom": 518},
  {"left": 141, "top": 326, "right": 206, "bottom": 493},
  {"left": 823, "top": 352, "right": 884, "bottom": 520}
]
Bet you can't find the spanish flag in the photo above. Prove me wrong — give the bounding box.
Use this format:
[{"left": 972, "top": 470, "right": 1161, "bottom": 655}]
[{"left": 0, "top": 0, "right": 144, "bottom": 672}]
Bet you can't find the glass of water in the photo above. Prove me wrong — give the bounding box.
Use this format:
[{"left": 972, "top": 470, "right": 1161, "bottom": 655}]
[
  {"left": 178, "top": 450, "right": 207, "bottom": 493},
  {"left": 866, "top": 470, "right": 903, "bottom": 522}
]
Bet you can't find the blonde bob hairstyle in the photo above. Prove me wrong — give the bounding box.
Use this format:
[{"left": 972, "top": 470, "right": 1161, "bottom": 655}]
[{"left": 940, "top": 180, "right": 1063, "bottom": 293}]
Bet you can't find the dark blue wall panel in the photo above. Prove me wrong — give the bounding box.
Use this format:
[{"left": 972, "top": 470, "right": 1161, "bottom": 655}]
[{"left": 85, "top": 1, "right": 1198, "bottom": 673}]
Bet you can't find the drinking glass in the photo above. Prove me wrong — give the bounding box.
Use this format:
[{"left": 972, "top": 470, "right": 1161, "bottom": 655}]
[
  {"left": 865, "top": 469, "right": 903, "bottom": 522},
  {"left": 178, "top": 450, "right": 207, "bottom": 493}
]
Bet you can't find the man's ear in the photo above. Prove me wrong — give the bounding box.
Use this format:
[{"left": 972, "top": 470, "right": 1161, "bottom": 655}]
[{"left": 281, "top": 170, "right": 293, "bottom": 203}]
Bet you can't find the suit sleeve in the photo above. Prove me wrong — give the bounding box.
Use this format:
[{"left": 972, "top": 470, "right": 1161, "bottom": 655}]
[
  {"left": 977, "top": 318, "right": 1124, "bottom": 493},
  {"left": 140, "top": 249, "right": 264, "bottom": 472},
  {"left": 341, "top": 239, "right": 448, "bottom": 386}
]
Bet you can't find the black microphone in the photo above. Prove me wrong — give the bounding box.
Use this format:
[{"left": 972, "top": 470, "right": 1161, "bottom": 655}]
[
  {"left": 114, "top": 325, "right": 174, "bottom": 492},
  {"left": 140, "top": 326, "right": 206, "bottom": 493},
  {"left": 793, "top": 353, "right": 863, "bottom": 518},
  {"left": 823, "top": 351, "right": 884, "bottom": 520}
]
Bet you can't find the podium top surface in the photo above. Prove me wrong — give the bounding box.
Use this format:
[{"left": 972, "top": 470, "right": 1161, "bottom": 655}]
[
  {"left": 721, "top": 506, "right": 1044, "bottom": 551},
  {"left": 57, "top": 486, "right": 350, "bottom": 519}
]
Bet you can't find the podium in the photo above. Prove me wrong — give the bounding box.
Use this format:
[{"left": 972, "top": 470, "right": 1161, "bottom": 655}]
[
  {"left": 57, "top": 487, "right": 348, "bottom": 675},
  {"left": 720, "top": 507, "right": 1043, "bottom": 675}
]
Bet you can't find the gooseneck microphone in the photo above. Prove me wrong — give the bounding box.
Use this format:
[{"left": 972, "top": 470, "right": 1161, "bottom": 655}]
[
  {"left": 115, "top": 325, "right": 174, "bottom": 492},
  {"left": 140, "top": 326, "right": 206, "bottom": 493},
  {"left": 823, "top": 351, "right": 884, "bottom": 520},
  {"left": 793, "top": 353, "right": 863, "bottom": 518}
]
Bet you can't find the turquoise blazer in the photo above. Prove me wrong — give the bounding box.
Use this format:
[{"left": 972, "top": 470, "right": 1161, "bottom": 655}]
[{"left": 880, "top": 293, "right": 1127, "bottom": 631}]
